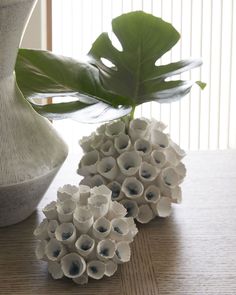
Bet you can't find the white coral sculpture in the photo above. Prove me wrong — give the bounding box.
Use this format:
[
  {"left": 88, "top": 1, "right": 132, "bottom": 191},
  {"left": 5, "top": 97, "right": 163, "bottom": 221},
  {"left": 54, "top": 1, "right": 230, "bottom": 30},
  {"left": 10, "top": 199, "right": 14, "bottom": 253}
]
[
  {"left": 78, "top": 118, "right": 186, "bottom": 224},
  {"left": 34, "top": 184, "right": 138, "bottom": 284}
]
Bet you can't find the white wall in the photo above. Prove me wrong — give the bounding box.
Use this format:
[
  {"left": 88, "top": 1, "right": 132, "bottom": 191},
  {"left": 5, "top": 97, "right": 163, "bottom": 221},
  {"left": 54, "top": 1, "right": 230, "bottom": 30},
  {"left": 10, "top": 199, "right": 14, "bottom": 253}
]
[{"left": 21, "top": 0, "right": 46, "bottom": 49}]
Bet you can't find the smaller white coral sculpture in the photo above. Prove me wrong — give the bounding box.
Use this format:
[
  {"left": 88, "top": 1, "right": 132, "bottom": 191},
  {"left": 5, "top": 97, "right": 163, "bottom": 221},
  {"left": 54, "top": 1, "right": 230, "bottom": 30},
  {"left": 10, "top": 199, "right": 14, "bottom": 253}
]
[
  {"left": 78, "top": 118, "right": 186, "bottom": 224},
  {"left": 34, "top": 184, "right": 138, "bottom": 284}
]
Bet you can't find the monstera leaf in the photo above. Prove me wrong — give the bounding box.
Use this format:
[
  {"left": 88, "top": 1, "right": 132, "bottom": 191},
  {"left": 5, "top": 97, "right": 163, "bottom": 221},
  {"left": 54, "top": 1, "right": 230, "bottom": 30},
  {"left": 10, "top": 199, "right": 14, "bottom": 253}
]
[
  {"left": 15, "top": 11, "right": 205, "bottom": 121},
  {"left": 31, "top": 100, "right": 131, "bottom": 123},
  {"left": 15, "top": 49, "right": 132, "bottom": 121},
  {"left": 88, "top": 11, "right": 205, "bottom": 106}
]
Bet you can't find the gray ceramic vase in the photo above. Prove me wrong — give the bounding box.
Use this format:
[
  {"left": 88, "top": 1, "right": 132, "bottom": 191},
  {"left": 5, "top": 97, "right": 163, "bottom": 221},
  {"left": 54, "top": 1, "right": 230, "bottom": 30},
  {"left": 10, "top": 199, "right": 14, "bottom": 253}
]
[{"left": 0, "top": 0, "right": 68, "bottom": 227}]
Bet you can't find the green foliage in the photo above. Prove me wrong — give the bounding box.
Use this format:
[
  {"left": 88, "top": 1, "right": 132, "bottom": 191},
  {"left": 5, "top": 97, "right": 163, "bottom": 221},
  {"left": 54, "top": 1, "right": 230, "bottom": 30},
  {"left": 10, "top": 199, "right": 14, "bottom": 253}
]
[
  {"left": 16, "top": 49, "right": 132, "bottom": 122},
  {"left": 15, "top": 11, "right": 205, "bottom": 121},
  {"left": 31, "top": 100, "right": 131, "bottom": 123},
  {"left": 88, "top": 11, "right": 203, "bottom": 105}
]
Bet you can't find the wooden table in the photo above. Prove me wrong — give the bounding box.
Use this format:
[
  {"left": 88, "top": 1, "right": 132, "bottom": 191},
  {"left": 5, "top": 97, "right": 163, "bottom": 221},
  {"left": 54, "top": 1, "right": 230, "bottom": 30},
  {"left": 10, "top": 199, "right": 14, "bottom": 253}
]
[{"left": 1, "top": 151, "right": 236, "bottom": 295}]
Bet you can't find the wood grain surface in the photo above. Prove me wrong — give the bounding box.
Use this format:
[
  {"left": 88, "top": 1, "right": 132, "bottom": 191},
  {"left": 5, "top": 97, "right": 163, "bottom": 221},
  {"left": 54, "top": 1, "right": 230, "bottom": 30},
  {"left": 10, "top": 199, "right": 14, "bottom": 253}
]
[{"left": 1, "top": 151, "right": 236, "bottom": 295}]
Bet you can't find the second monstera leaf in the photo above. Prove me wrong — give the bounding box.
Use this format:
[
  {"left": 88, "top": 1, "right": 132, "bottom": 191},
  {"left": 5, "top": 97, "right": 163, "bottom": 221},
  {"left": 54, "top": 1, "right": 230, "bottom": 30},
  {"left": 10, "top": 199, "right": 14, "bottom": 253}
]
[{"left": 88, "top": 11, "right": 205, "bottom": 106}]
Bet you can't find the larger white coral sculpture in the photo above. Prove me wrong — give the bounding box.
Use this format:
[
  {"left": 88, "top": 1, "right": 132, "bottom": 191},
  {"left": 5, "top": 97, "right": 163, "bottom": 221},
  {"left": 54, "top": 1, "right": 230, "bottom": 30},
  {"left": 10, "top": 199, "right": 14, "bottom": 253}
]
[
  {"left": 78, "top": 118, "right": 186, "bottom": 224},
  {"left": 34, "top": 184, "right": 138, "bottom": 284}
]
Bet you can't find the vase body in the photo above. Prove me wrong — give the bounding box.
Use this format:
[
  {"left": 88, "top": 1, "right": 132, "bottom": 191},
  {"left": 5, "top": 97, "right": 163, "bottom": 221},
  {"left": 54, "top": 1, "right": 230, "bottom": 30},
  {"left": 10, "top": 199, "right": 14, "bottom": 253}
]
[{"left": 0, "top": 0, "right": 68, "bottom": 226}]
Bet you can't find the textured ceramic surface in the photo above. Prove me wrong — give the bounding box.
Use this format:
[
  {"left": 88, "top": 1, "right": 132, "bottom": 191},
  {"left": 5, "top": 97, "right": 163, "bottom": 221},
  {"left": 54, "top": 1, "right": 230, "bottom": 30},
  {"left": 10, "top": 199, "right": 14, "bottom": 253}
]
[
  {"left": 34, "top": 184, "right": 138, "bottom": 284},
  {"left": 78, "top": 118, "right": 186, "bottom": 224},
  {"left": 0, "top": 0, "right": 68, "bottom": 227}
]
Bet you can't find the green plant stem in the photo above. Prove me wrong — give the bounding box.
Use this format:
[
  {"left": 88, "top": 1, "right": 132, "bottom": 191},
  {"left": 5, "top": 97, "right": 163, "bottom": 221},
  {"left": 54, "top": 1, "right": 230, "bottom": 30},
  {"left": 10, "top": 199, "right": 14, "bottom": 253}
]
[
  {"left": 121, "top": 105, "right": 135, "bottom": 130},
  {"left": 130, "top": 105, "right": 136, "bottom": 120}
]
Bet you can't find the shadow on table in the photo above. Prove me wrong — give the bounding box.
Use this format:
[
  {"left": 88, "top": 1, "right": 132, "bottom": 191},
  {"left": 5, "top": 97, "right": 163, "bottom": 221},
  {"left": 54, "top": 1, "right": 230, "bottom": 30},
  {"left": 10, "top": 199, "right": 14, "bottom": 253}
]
[
  {"left": 115, "top": 209, "right": 182, "bottom": 295},
  {"left": 141, "top": 208, "right": 182, "bottom": 273}
]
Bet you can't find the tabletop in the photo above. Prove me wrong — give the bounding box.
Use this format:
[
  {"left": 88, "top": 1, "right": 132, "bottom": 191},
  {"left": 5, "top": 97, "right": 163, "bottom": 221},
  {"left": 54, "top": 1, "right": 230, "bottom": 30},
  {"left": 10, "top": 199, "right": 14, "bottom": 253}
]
[{"left": 1, "top": 150, "right": 236, "bottom": 295}]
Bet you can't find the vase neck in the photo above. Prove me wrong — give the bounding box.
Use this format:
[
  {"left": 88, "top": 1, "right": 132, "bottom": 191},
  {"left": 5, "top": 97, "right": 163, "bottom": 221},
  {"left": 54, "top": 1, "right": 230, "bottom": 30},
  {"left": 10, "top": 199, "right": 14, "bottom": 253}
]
[{"left": 0, "top": 0, "right": 36, "bottom": 80}]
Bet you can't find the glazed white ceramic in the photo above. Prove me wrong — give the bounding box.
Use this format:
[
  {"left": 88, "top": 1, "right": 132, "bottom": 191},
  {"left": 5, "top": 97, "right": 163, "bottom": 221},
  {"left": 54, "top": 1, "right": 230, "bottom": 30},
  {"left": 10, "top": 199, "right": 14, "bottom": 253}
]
[{"left": 0, "top": 0, "right": 68, "bottom": 226}]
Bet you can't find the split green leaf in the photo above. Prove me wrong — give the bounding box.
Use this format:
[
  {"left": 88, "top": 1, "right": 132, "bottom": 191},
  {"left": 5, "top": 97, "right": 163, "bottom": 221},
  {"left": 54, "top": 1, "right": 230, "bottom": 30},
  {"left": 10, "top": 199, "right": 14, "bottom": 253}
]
[{"left": 15, "top": 11, "right": 205, "bottom": 122}]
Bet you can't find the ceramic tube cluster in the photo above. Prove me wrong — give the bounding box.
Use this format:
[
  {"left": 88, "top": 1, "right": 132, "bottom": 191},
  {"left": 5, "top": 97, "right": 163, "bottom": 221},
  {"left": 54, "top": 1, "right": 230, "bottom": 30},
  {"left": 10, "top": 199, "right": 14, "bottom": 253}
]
[
  {"left": 78, "top": 118, "right": 186, "bottom": 223},
  {"left": 34, "top": 184, "right": 138, "bottom": 284}
]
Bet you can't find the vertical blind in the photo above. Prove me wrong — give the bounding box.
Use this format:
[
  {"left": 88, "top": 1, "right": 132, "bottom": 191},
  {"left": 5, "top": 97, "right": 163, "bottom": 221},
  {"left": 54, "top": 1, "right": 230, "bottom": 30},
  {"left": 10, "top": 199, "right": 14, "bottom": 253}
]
[{"left": 52, "top": 0, "right": 236, "bottom": 151}]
